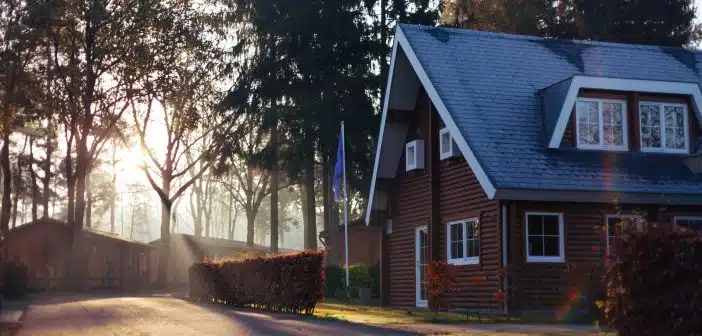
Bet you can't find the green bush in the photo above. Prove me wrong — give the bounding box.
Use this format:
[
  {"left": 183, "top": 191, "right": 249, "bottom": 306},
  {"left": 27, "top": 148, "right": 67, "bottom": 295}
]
[
  {"left": 343, "top": 264, "right": 374, "bottom": 298},
  {"left": 3, "top": 261, "right": 28, "bottom": 299}
]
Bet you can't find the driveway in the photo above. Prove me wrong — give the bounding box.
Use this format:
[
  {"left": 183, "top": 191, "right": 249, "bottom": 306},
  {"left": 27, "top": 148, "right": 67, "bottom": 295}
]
[{"left": 18, "top": 294, "right": 420, "bottom": 336}]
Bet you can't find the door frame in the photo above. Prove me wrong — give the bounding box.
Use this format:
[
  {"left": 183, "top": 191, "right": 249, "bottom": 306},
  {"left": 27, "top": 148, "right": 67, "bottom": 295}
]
[{"left": 415, "top": 225, "right": 428, "bottom": 308}]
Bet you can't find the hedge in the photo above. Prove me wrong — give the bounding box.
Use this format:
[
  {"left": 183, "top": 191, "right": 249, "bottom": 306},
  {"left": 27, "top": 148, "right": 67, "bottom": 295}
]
[
  {"left": 189, "top": 250, "right": 326, "bottom": 315},
  {"left": 604, "top": 225, "right": 702, "bottom": 335}
]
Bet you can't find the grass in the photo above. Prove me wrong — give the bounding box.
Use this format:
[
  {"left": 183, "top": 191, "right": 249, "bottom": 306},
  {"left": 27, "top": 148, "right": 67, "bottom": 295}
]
[
  {"left": 314, "top": 301, "right": 471, "bottom": 324},
  {"left": 313, "top": 301, "right": 614, "bottom": 336}
]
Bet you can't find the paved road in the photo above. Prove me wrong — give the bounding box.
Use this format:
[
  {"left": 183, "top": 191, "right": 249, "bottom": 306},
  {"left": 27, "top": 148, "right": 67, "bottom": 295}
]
[{"left": 18, "top": 295, "right": 420, "bottom": 336}]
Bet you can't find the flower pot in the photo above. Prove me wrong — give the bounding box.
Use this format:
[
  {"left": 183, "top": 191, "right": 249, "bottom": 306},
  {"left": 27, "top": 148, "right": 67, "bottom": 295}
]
[{"left": 358, "top": 287, "right": 372, "bottom": 304}]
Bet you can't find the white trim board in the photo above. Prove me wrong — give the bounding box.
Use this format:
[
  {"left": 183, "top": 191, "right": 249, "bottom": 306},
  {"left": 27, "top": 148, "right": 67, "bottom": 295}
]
[
  {"left": 364, "top": 26, "right": 497, "bottom": 224},
  {"left": 548, "top": 76, "right": 702, "bottom": 148}
]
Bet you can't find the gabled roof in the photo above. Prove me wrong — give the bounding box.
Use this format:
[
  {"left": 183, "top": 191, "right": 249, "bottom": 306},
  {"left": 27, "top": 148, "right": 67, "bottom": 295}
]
[
  {"left": 10, "top": 217, "right": 153, "bottom": 248},
  {"left": 149, "top": 233, "right": 301, "bottom": 255},
  {"left": 366, "top": 24, "right": 702, "bottom": 223}
]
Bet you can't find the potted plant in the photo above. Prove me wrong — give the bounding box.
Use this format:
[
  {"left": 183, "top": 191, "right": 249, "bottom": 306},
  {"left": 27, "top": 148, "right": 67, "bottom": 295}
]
[{"left": 345, "top": 264, "right": 375, "bottom": 304}]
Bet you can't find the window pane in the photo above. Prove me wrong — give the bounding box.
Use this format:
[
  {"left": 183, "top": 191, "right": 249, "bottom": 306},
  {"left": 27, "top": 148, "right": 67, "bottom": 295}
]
[
  {"left": 640, "top": 104, "right": 662, "bottom": 148},
  {"left": 664, "top": 105, "right": 686, "bottom": 150},
  {"left": 527, "top": 215, "right": 543, "bottom": 235},
  {"left": 528, "top": 236, "right": 544, "bottom": 256},
  {"left": 467, "top": 239, "right": 479, "bottom": 257},
  {"left": 441, "top": 133, "right": 450, "bottom": 154},
  {"left": 676, "top": 218, "right": 702, "bottom": 231},
  {"left": 577, "top": 101, "right": 600, "bottom": 145},
  {"left": 542, "top": 215, "right": 560, "bottom": 235},
  {"left": 450, "top": 223, "right": 464, "bottom": 259},
  {"left": 407, "top": 145, "right": 415, "bottom": 165},
  {"left": 543, "top": 236, "right": 560, "bottom": 257},
  {"left": 603, "top": 102, "right": 624, "bottom": 146},
  {"left": 451, "top": 241, "right": 463, "bottom": 259}
]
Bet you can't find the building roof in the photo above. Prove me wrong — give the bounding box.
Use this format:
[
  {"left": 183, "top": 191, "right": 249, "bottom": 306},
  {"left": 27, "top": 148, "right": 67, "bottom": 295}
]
[
  {"left": 149, "top": 233, "right": 301, "bottom": 255},
  {"left": 367, "top": 24, "right": 702, "bottom": 222},
  {"left": 9, "top": 217, "right": 153, "bottom": 248}
]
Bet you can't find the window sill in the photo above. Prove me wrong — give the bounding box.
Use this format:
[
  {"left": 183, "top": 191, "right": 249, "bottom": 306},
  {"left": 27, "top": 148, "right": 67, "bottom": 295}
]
[
  {"left": 526, "top": 256, "right": 564, "bottom": 263},
  {"left": 447, "top": 257, "right": 479, "bottom": 266},
  {"left": 576, "top": 145, "right": 629, "bottom": 152}
]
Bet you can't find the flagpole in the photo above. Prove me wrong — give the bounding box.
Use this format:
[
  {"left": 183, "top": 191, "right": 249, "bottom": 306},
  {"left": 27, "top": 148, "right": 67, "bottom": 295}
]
[{"left": 341, "top": 121, "right": 350, "bottom": 295}]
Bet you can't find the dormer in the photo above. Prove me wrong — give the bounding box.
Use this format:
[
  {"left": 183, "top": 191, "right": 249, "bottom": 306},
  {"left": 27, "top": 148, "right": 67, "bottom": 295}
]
[{"left": 543, "top": 76, "right": 702, "bottom": 154}]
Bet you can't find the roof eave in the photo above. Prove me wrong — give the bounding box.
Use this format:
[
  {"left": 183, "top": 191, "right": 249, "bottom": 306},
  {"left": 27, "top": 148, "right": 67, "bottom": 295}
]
[{"left": 495, "top": 188, "right": 702, "bottom": 205}]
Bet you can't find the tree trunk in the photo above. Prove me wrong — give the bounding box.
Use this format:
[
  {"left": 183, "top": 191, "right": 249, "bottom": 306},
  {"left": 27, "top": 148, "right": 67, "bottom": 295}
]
[
  {"left": 157, "top": 176, "right": 171, "bottom": 288},
  {"left": 43, "top": 128, "right": 53, "bottom": 218},
  {"left": 270, "top": 116, "right": 279, "bottom": 254},
  {"left": 11, "top": 150, "right": 22, "bottom": 228},
  {"left": 0, "top": 134, "right": 11, "bottom": 234},
  {"left": 303, "top": 157, "right": 317, "bottom": 250},
  {"left": 85, "top": 168, "right": 92, "bottom": 228},
  {"left": 65, "top": 136, "right": 75, "bottom": 225},
  {"left": 109, "top": 142, "right": 116, "bottom": 232},
  {"left": 228, "top": 194, "right": 236, "bottom": 240},
  {"left": 171, "top": 196, "right": 182, "bottom": 233},
  {"left": 29, "top": 138, "right": 38, "bottom": 222},
  {"left": 246, "top": 209, "right": 255, "bottom": 247},
  {"left": 204, "top": 181, "right": 212, "bottom": 237}
]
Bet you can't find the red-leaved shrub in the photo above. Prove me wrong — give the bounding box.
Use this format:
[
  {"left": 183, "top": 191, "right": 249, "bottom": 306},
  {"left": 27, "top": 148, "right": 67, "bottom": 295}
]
[
  {"left": 426, "top": 260, "right": 457, "bottom": 314},
  {"left": 189, "top": 250, "right": 326, "bottom": 315},
  {"left": 604, "top": 225, "right": 702, "bottom": 335}
]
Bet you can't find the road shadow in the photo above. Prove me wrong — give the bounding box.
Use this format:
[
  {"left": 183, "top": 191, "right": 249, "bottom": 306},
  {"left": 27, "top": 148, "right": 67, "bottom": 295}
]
[{"left": 183, "top": 298, "right": 424, "bottom": 336}]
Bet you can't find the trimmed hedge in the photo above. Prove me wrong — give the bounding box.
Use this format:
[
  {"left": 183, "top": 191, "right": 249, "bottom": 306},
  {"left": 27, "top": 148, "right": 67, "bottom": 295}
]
[
  {"left": 189, "top": 250, "right": 326, "bottom": 314},
  {"left": 604, "top": 225, "right": 702, "bottom": 335}
]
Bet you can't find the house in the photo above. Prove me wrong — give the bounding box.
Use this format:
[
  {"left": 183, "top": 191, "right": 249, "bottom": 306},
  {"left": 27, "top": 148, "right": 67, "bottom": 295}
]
[
  {"left": 365, "top": 24, "right": 702, "bottom": 314},
  {"left": 149, "top": 234, "right": 300, "bottom": 289},
  {"left": 3, "top": 217, "right": 152, "bottom": 292},
  {"left": 321, "top": 219, "right": 382, "bottom": 266}
]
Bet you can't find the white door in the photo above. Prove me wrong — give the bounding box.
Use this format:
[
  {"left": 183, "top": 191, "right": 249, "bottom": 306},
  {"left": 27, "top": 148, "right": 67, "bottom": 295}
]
[{"left": 415, "top": 226, "right": 429, "bottom": 308}]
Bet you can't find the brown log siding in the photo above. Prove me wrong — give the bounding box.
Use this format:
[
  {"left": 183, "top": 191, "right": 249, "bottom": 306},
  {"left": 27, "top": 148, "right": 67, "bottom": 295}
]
[
  {"left": 387, "top": 87, "right": 500, "bottom": 308},
  {"left": 508, "top": 201, "right": 696, "bottom": 310}
]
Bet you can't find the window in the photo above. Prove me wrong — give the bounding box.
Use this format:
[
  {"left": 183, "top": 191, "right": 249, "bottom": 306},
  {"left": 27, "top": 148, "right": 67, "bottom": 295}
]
[
  {"left": 405, "top": 140, "right": 424, "bottom": 171},
  {"left": 446, "top": 219, "right": 479, "bottom": 265},
  {"left": 525, "top": 212, "right": 564, "bottom": 263},
  {"left": 606, "top": 215, "right": 641, "bottom": 253},
  {"left": 576, "top": 98, "right": 628, "bottom": 150},
  {"left": 674, "top": 216, "right": 702, "bottom": 232},
  {"left": 639, "top": 102, "right": 689, "bottom": 153},
  {"left": 439, "top": 128, "right": 458, "bottom": 160}
]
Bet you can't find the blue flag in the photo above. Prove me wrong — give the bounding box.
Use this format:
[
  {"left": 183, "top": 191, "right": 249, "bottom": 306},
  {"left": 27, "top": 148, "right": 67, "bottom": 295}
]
[{"left": 332, "top": 128, "right": 344, "bottom": 201}]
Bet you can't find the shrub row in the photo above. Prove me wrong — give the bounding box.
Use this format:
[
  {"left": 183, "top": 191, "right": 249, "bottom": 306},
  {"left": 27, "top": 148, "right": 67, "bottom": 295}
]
[
  {"left": 604, "top": 226, "right": 702, "bottom": 336},
  {"left": 189, "top": 250, "right": 326, "bottom": 315}
]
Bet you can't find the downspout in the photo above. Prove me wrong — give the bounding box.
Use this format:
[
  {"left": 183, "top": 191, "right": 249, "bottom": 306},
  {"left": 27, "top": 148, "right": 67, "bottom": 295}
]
[{"left": 501, "top": 203, "right": 509, "bottom": 315}]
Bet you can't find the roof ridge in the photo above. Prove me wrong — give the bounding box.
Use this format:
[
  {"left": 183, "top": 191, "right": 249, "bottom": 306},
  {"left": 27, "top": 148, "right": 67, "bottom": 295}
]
[{"left": 399, "top": 24, "right": 702, "bottom": 55}]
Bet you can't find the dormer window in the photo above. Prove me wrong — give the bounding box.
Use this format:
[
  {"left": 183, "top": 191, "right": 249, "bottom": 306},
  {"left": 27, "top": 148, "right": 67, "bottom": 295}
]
[
  {"left": 405, "top": 140, "right": 424, "bottom": 171},
  {"left": 639, "top": 102, "right": 689, "bottom": 154},
  {"left": 439, "top": 128, "right": 459, "bottom": 160},
  {"left": 575, "top": 98, "right": 628, "bottom": 151}
]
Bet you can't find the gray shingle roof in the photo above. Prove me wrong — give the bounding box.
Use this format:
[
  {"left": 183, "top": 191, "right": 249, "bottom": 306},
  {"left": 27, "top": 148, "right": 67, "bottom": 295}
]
[{"left": 400, "top": 24, "right": 702, "bottom": 195}]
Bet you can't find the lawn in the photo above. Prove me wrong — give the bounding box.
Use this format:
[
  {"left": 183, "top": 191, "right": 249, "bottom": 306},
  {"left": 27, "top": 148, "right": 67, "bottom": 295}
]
[{"left": 313, "top": 301, "right": 612, "bottom": 336}]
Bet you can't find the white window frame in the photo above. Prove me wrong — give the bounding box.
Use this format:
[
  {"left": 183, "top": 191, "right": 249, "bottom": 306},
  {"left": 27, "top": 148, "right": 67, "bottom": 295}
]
[
  {"left": 439, "top": 127, "right": 458, "bottom": 160},
  {"left": 673, "top": 216, "right": 702, "bottom": 230},
  {"left": 638, "top": 101, "right": 690, "bottom": 154},
  {"left": 405, "top": 140, "right": 424, "bottom": 171},
  {"left": 525, "top": 212, "right": 565, "bottom": 263},
  {"left": 575, "top": 98, "right": 629, "bottom": 151},
  {"left": 605, "top": 214, "right": 641, "bottom": 254},
  {"left": 446, "top": 218, "right": 480, "bottom": 266}
]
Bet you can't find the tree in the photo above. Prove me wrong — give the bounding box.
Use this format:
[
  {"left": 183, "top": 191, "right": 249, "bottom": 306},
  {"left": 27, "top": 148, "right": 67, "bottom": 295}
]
[
  {"left": 571, "top": 0, "right": 700, "bottom": 47},
  {"left": 129, "top": 0, "right": 229, "bottom": 286}
]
